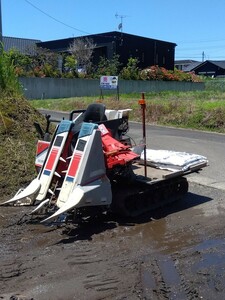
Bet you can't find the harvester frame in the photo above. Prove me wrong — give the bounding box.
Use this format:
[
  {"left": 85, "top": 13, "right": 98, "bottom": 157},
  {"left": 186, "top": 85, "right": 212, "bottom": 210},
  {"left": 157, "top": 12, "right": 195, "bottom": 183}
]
[{"left": 1, "top": 102, "right": 208, "bottom": 223}]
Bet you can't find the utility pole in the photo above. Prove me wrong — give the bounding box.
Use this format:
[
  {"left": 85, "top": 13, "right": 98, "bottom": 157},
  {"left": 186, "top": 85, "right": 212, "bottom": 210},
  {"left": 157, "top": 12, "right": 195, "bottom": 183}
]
[
  {"left": 202, "top": 51, "right": 205, "bottom": 62},
  {"left": 0, "top": 0, "right": 2, "bottom": 43}
]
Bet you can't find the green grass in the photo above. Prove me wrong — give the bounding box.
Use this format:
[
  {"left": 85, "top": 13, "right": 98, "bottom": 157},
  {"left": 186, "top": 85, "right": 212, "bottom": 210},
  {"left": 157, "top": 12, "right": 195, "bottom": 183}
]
[{"left": 30, "top": 90, "right": 225, "bottom": 133}]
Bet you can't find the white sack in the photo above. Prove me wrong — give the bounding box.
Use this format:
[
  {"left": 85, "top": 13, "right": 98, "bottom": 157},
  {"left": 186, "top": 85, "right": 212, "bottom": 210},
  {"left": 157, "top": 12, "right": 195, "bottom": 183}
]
[{"left": 140, "top": 149, "right": 208, "bottom": 172}]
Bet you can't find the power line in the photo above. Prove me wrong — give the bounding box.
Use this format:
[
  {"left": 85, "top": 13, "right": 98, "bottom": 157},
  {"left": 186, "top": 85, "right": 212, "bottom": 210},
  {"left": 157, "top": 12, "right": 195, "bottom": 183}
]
[
  {"left": 24, "top": 0, "right": 91, "bottom": 35},
  {"left": 177, "top": 45, "right": 225, "bottom": 52},
  {"left": 175, "top": 55, "right": 225, "bottom": 59},
  {"left": 23, "top": 0, "right": 119, "bottom": 40},
  {"left": 176, "top": 38, "right": 225, "bottom": 44}
]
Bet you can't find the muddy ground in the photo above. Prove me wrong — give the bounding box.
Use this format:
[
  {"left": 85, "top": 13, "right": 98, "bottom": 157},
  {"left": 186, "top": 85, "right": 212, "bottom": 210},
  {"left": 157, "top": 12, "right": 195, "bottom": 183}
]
[{"left": 1, "top": 181, "right": 225, "bottom": 300}]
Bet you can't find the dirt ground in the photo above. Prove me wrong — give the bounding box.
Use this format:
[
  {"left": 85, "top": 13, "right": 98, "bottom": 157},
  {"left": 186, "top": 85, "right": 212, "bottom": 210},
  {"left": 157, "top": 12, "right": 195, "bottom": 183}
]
[{"left": 1, "top": 181, "right": 225, "bottom": 300}]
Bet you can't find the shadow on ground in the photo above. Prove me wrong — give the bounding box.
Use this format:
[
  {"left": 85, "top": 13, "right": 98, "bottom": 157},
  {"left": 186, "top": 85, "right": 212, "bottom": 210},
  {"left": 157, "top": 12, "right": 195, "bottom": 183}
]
[{"left": 53, "top": 190, "right": 212, "bottom": 244}]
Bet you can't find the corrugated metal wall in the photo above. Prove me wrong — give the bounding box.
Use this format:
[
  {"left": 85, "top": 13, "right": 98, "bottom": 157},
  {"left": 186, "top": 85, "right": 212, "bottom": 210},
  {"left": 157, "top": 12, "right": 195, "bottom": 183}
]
[{"left": 19, "top": 77, "right": 205, "bottom": 99}]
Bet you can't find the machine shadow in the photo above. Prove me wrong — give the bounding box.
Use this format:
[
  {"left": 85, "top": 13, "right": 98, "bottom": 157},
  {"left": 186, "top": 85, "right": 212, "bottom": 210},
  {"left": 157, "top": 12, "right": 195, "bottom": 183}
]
[
  {"left": 55, "top": 190, "right": 212, "bottom": 244},
  {"left": 55, "top": 218, "right": 118, "bottom": 244},
  {"left": 126, "top": 191, "right": 212, "bottom": 225}
]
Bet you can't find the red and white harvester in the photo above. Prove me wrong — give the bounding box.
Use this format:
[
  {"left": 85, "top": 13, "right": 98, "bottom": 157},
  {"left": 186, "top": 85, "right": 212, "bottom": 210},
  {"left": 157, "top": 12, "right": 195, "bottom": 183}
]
[{"left": 2, "top": 102, "right": 208, "bottom": 223}]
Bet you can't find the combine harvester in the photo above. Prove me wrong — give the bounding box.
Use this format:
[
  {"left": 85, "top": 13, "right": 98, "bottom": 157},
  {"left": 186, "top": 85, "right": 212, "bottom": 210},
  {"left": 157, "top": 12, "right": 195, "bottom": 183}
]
[{"left": 1, "top": 100, "right": 208, "bottom": 223}]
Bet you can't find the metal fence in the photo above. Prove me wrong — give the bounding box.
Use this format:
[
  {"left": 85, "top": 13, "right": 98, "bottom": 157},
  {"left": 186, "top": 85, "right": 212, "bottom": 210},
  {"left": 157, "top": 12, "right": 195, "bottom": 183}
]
[
  {"left": 205, "top": 78, "right": 225, "bottom": 92},
  {"left": 19, "top": 77, "right": 205, "bottom": 99}
]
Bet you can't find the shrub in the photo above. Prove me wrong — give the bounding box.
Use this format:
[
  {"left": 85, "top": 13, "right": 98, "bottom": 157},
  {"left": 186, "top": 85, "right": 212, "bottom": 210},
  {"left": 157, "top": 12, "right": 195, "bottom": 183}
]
[
  {"left": 93, "top": 54, "right": 121, "bottom": 77},
  {"left": 140, "top": 66, "right": 202, "bottom": 82},
  {"left": 120, "top": 57, "right": 140, "bottom": 80},
  {"left": 0, "top": 45, "right": 22, "bottom": 96}
]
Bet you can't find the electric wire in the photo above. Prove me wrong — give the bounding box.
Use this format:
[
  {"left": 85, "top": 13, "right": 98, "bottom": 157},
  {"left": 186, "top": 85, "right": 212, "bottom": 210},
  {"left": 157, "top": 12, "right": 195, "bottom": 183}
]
[
  {"left": 24, "top": 0, "right": 91, "bottom": 35},
  {"left": 24, "top": 0, "right": 121, "bottom": 40},
  {"left": 23, "top": 0, "right": 225, "bottom": 60}
]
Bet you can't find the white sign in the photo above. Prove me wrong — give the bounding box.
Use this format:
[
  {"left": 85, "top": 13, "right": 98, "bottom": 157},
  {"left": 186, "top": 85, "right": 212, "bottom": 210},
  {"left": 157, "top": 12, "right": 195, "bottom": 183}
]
[{"left": 100, "top": 76, "right": 118, "bottom": 90}]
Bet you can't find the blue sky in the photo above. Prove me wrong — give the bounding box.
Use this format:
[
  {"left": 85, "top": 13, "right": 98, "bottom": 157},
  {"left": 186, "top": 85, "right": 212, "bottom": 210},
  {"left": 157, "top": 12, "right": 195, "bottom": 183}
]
[{"left": 3, "top": 0, "right": 225, "bottom": 61}]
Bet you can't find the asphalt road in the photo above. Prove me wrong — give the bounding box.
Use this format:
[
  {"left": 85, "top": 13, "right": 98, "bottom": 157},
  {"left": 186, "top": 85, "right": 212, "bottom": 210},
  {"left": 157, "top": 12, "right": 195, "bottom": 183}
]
[
  {"left": 39, "top": 109, "right": 225, "bottom": 191},
  {"left": 128, "top": 122, "right": 225, "bottom": 191}
]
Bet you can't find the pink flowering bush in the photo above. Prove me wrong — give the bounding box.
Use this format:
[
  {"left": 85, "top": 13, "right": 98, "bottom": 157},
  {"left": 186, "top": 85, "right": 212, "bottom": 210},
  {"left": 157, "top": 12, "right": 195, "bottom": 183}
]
[{"left": 140, "top": 65, "right": 202, "bottom": 82}]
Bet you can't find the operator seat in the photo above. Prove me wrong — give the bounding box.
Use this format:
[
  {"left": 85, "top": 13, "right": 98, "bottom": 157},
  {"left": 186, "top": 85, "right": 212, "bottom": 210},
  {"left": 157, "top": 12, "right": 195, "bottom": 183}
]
[{"left": 83, "top": 103, "right": 107, "bottom": 123}]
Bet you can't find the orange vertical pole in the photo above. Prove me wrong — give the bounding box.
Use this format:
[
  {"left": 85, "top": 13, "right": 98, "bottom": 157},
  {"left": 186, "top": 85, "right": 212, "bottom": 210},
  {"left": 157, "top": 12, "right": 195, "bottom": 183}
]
[{"left": 138, "top": 92, "right": 147, "bottom": 177}]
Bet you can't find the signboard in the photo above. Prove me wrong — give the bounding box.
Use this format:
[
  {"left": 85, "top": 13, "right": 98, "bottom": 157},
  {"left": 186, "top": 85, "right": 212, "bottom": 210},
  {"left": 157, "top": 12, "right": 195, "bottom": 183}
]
[{"left": 100, "top": 76, "right": 118, "bottom": 90}]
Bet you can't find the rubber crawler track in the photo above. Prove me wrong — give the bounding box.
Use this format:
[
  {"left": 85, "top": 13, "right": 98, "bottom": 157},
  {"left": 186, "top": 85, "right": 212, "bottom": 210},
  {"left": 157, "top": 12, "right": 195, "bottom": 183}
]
[{"left": 110, "top": 177, "right": 189, "bottom": 217}]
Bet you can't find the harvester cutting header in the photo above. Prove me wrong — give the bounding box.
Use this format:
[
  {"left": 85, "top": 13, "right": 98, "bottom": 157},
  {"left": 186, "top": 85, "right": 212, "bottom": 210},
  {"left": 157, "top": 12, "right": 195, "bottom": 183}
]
[{"left": 1, "top": 100, "right": 208, "bottom": 223}]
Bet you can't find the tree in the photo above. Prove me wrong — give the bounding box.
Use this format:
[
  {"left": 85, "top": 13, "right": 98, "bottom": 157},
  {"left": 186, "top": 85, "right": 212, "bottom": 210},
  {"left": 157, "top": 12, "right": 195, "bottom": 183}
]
[
  {"left": 63, "top": 54, "right": 78, "bottom": 78},
  {"left": 3, "top": 46, "right": 60, "bottom": 78},
  {"left": 120, "top": 57, "right": 140, "bottom": 80},
  {"left": 29, "top": 46, "right": 60, "bottom": 77},
  {"left": 6, "top": 48, "right": 32, "bottom": 76},
  {"left": 68, "top": 37, "right": 96, "bottom": 74},
  {"left": 94, "top": 54, "right": 121, "bottom": 77}
]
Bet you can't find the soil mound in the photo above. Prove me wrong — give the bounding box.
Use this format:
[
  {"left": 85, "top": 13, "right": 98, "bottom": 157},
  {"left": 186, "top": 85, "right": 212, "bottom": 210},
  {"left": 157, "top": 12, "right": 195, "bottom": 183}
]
[{"left": 0, "top": 96, "right": 45, "bottom": 201}]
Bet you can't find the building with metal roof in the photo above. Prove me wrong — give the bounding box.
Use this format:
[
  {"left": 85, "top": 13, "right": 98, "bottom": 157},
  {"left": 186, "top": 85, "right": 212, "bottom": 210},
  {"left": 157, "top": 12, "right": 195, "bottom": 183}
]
[
  {"left": 175, "top": 60, "right": 201, "bottom": 71},
  {"left": 188, "top": 60, "right": 225, "bottom": 77},
  {"left": 2, "top": 36, "right": 41, "bottom": 54},
  {"left": 37, "top": 31, "right": 176, "bottom": 70}
]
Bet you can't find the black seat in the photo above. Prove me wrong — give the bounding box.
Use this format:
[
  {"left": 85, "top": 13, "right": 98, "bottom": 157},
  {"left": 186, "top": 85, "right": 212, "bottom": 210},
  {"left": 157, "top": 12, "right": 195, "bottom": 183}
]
[{"left": 83, "top": 103, "right": 107, "bottom": 123}]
